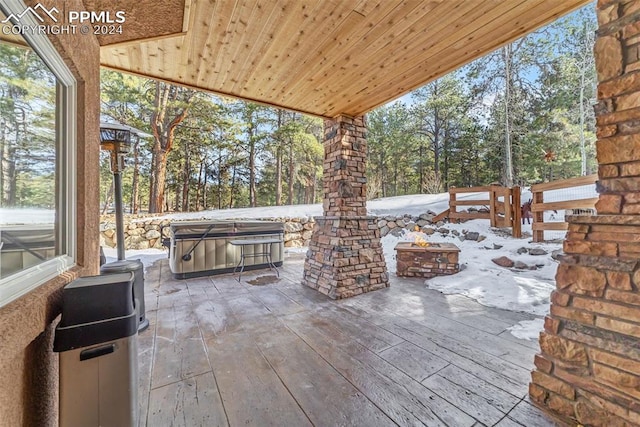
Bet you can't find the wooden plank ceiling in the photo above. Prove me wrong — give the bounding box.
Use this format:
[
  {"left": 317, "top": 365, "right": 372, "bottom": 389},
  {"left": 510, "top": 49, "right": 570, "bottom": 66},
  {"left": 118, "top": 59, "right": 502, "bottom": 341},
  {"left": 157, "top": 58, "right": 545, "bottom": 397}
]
[{"left": 98, "top": 0, "right": 591, "bottom": 118}]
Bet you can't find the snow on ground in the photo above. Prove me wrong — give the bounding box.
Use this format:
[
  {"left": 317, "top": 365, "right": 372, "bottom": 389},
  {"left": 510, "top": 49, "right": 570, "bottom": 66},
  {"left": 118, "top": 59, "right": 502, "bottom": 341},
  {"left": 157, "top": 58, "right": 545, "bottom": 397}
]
[
  {"left": 381, "top": 218, "right": 561, "bottom": 340},
  {"left": 0, "top": 208, "right": 55, "bottom": 225},
  {"left": 146, "top": 203, "right": 322, "bottom": 222},
  {"left": 507, "top": 318, "right": 546, "bottom": 340},
  {"left": 103, "top": 247, "right": 167, "bottom": 272},
  {"left": 137, "top": 191, "right": 500, "bottom": 222}
]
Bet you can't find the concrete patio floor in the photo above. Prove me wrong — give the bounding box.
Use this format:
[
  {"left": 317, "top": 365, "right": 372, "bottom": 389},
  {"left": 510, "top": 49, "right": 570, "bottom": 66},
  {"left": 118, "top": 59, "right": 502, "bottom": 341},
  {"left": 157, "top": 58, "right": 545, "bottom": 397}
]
[{"left": 137, "top": 252, "right": 564, "bottom": 427}]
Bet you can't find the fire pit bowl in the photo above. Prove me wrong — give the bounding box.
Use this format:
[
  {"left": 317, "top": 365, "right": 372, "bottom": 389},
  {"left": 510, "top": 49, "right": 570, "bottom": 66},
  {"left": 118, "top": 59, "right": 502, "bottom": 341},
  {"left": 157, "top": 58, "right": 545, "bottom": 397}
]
[{"left": 394, "top": 241, "right": 460, "bottom": 278}]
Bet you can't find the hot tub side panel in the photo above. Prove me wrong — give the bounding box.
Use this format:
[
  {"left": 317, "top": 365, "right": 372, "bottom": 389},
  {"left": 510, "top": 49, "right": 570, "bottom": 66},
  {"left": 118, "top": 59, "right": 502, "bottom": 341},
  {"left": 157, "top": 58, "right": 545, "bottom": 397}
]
[{"left": 169, "top": 221, "right": 284, "bottom": 278}]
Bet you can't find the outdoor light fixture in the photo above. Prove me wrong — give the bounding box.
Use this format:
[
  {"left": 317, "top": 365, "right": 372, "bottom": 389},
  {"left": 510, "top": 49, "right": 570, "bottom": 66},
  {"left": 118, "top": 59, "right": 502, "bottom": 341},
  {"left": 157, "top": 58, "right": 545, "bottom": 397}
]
[
  {"left": 99, "top": 125, "right": 132, "bottom": 149},
  {"left": 100, "top": 123, "right": 132, "bottom": 175}
]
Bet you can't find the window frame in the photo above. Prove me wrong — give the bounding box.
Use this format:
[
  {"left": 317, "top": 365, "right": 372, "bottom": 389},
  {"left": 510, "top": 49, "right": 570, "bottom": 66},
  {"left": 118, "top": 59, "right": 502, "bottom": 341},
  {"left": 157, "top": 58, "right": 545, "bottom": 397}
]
[{"left": 0, "top": 0, "right": 78, "bottom": 307}]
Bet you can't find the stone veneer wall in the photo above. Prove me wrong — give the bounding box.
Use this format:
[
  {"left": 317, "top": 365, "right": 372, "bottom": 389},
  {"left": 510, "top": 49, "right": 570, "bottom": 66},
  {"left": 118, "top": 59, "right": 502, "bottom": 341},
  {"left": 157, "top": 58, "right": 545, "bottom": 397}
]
[
  {"left": 302, "top": 115, "right": 389, "bottom": 299},
  {"left": 529, "top": 1, "right": 640, "bottom": 425}
]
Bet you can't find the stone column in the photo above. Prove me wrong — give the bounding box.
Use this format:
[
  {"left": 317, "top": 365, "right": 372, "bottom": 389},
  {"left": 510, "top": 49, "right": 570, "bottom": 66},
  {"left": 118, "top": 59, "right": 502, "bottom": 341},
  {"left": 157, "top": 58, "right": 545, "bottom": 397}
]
[
  {"left": 530, "top": 1, "right": 640, "bottom": 425},
  {"left": 302, "top": 115, "right": 389, "bottom": 299}
]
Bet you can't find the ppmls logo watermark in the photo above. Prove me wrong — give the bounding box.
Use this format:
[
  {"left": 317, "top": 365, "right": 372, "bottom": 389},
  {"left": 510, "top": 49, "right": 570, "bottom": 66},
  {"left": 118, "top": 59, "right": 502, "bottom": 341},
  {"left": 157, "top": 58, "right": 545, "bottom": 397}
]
[
  {"left": 2, "top": 3, "right": 126, "bottom": 36},
  {"left": 1, "top": 4, "right": 59, "bottom": 23}
]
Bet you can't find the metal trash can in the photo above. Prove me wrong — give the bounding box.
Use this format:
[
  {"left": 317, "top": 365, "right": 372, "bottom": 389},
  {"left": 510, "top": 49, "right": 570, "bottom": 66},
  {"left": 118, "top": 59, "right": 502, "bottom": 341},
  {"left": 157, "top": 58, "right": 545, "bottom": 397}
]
[
  {"left": 101, "top": 259, "right": 149, "bottom": 332},
  {"left": 54, "top": 272, "right": 138, "bottom": 427}
]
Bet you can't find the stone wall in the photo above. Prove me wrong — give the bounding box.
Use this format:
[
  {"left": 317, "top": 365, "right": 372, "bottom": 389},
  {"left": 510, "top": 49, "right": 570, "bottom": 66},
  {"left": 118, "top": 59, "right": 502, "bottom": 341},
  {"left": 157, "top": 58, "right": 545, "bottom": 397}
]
[
  {"left": 99, "top": 216, "right": 316, "bottom": 250},
  {"left": 529, "top": 1, "right": 640, "bottom": 425},
  {"left": 99, "top": 211, "right": 444, "bottom": 251}
]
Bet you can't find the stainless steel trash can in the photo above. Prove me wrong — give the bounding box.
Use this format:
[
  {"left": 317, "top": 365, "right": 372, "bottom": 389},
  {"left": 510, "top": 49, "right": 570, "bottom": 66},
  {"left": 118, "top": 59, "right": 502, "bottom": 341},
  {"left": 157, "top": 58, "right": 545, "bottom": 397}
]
[
  {"left": 101, "top": 259, "right": 149, "bottom": 332},
  {"left": 54, "top": 272, "right": 138, "bottom": 427}
]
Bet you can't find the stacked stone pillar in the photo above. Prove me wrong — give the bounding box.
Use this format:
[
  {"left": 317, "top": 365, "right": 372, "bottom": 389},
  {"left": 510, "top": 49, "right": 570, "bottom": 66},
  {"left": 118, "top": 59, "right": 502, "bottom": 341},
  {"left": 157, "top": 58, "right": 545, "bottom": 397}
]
[
  {"left": 302, "top": 115, "right": 389, "bottom": 299},
  {"left": 530, "top": 1, "right": 640, "bottom": 424}
]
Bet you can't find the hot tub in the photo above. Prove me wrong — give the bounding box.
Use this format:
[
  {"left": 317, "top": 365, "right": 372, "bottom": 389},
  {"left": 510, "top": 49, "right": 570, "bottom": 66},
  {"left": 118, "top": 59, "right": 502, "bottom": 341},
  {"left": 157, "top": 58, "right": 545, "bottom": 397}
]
[
  {"left": 0, "top": 224, "right": 55, "bottom": 279},
  {"left": 167, "top": 220, "right": 284, "bottom": 279}
]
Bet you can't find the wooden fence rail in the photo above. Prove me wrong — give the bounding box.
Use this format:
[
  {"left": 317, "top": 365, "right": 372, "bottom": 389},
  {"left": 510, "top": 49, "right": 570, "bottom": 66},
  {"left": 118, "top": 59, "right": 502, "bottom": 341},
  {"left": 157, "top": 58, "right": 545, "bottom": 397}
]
[
  {"left": 531, "top": 174, "right": 598, "bottom": 242},
  {"left": 449, "top": 185, "right": 522, "bottom": 238}
]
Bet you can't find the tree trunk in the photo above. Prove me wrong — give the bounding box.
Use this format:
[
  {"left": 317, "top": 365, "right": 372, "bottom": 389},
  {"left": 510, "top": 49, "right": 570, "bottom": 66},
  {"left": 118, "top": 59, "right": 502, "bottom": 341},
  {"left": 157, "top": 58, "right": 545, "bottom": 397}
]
[
  {"left": 249, "top": 141, "right": 256, "bottom": 207},
  {"left": 379, "top": 151, "right": 386, "bottom": 197},
  {"left": 2, "top": 110, "right": 21, "bottom": 206},
  {"left": 288, "top": 139, "right": 294, "bottom": 205},
  {"left": 148, "top": 82, "right": 193, "bottom": 213},
  {"left": 275, "top": 110, "right": 283, "bottom": 206},
  {"left": 276, "top": 144, "right": 282, "bottom": 206},
  {"left": 149, "top": 147, "right": 167, "bottom": 212},
  {"left": 579, "top": 71, "right": 586, "bottom": 176},
  {"left": 311, "top": 156, "right": 318, "bottom": 203},
  {"left": 229, "top": 164, "right": 236, "bottom": 209},
  {"left": 202, "top": 160, "right": 209, "bottom": 210},
  {"left": 393, "top": 164, "right": 398, "bottom": 196},
  {"left": 432, "top": 108, "right": 442, "bottom": 186},
  {"left": 217, "top": 158, "right": 223, "bottom": 209},
  {"left": 195, "top": 158, "right": 204, "bottom": 210},
  {"left": 0, "top": 133, "right": 12, "bottom": 207},
  {"left": 503, "top": 43, "right": 515, "bottom": 187},
  {"left": 443, "top": 126, "right": 450, "bottom": 190},
  {"left": 131, "top": 139, "right": 140, "bottom": 214},
  {"left": 148, "top": 156, "right": 156, "bottom": 211},
  {"left": 102, "top": 182, "right": 114, "bottom": 215},
  {"left": 203, "top": 170, "right": 208, "bottom": 210},
  {"left": 433, "top": 135, "right": 440, "bottom": 184},
  {"left": 418, "top": 143, "right": 424, "bottom": 193},
  {"left": 181, "top": 143, "right": 190, "bottom": 211},
  {"left": 246, "top": 120, "right": 257, "bottom": 207},
  {"left": 275, "top": 145, "right": 283, "bottom": 206}
]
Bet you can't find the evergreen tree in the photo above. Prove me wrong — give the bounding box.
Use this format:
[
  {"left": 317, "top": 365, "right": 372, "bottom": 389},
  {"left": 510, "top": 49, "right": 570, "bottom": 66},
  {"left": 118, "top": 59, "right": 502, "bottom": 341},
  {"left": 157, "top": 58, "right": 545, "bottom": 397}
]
[
  {"left": 0, "top": 44, "right": 56, "bottom": 208},
  {"left": 148, "top": 82, "right": 195, "bottom": 213}
]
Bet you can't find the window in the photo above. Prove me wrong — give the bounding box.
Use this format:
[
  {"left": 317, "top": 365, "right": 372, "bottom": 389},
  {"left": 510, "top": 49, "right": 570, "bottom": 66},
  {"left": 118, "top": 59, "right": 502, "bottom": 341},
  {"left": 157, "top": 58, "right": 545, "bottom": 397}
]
[{"left": 0, "top": 1, "right": 77, "bottom": 306}]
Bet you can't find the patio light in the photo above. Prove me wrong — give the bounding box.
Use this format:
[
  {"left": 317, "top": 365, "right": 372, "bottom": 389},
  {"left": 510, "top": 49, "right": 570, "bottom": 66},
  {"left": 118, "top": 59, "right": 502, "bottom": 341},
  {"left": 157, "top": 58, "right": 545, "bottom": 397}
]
[{"left": 100, "top": 123, "right": 132, "bottom": 174}]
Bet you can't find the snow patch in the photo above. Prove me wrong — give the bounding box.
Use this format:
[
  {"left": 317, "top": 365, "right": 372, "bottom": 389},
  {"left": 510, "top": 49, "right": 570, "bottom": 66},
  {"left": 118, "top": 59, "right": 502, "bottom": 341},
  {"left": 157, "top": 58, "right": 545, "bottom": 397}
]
[
  {"left": 507, "top": 318, "right": 545, "bottom": 341},
  {"left": 103, "top": 247, "right": 167, "bottom": 272}
]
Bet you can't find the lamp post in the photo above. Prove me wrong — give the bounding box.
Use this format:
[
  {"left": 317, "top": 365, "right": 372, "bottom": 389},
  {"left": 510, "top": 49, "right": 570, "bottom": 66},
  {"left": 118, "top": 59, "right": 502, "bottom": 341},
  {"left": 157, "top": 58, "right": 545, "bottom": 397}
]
[
  {"left": 99, "top": 122, "right": 150, "bottom": 332},
  {"left": 100, "top": 124, "right": 132, "bottom": 261}
]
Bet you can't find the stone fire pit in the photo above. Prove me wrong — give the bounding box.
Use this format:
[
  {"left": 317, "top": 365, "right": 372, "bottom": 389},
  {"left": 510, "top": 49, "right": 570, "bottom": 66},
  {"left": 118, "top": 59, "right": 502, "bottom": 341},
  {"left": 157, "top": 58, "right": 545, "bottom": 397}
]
[{"left": 394, "top": 242, "right": 460, "bottom": 278}]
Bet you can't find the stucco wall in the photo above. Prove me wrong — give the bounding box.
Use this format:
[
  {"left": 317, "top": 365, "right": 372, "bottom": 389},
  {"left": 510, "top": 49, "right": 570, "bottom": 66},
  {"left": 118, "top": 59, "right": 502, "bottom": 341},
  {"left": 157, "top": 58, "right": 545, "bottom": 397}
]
[{"left": 0, "top": 1, "right": 101, "bottom": 425}]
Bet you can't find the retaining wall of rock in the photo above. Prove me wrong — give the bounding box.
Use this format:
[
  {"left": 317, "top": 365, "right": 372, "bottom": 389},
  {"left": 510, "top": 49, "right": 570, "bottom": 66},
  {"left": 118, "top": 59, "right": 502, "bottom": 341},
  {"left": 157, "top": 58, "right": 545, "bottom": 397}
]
[{"left": 99, "top": 211, "right": 454, "bottom": 250}]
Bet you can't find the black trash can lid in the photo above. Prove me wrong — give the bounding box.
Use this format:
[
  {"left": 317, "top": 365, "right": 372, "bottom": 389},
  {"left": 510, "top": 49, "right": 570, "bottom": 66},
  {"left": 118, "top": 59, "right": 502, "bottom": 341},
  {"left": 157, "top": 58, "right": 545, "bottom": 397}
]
[
  {"left": 53, "top": 272, "right": 137, "bottom": 352},
  {"left": 100, "top": 259, "right": 143, "bottom": 273}
]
